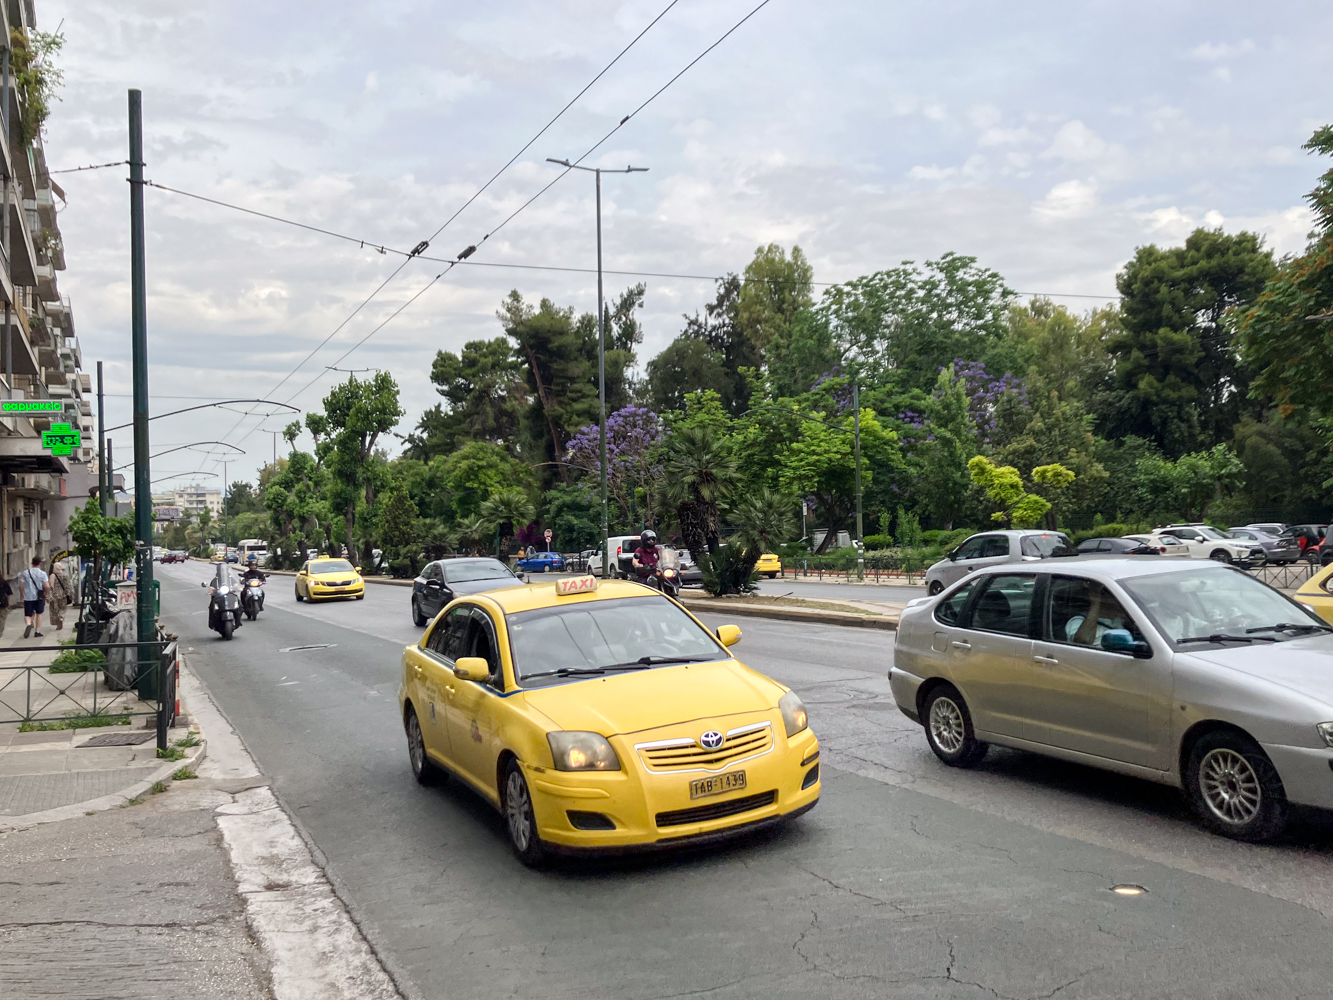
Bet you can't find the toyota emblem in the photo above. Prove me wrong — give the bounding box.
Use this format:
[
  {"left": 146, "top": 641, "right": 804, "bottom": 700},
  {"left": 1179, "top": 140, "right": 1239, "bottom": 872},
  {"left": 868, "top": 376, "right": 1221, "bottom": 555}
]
[{"left": 699, "top": 730, "right": 724, "bottom": 750}]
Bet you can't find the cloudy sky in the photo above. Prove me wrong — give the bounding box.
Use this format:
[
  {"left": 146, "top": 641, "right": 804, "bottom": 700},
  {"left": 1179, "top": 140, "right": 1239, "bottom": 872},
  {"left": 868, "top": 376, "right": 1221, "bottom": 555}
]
[{"left": 39, "top": 0, "right": 1333, "bottom": 488}]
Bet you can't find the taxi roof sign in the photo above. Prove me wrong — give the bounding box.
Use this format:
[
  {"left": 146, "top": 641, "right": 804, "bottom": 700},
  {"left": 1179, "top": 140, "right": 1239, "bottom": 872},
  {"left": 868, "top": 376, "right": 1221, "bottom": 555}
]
[{"left": 554, "top": 575, "right": 598, "bottom": 597}]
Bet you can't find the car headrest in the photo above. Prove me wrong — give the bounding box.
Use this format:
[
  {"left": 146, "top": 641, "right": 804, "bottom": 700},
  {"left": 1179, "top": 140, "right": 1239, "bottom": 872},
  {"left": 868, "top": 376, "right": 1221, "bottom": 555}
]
[{"left": 974, "top": 588, "right": 1011, "bottom": 629}]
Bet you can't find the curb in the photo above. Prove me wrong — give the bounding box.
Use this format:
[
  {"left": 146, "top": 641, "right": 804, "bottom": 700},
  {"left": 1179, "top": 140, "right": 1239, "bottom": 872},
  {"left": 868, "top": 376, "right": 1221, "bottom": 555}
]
[
  {"left": 0, "top": 738, "right": 208, "bottom": 834},
  {"left": 680, "top": 599, "right": 897, "bottom": 630}
]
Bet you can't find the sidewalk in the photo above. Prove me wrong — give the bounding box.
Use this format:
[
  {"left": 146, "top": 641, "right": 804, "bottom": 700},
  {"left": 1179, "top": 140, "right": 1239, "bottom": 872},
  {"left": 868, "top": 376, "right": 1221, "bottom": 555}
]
[
  {"left": 0, "top": 610, "right": 203, "bottom": 828},
  {"left": 678, "top": 593, "right": 906, "bottom": 630},
  {"left": 0, "top": 646, "right": 403, "bottom": 1000}
]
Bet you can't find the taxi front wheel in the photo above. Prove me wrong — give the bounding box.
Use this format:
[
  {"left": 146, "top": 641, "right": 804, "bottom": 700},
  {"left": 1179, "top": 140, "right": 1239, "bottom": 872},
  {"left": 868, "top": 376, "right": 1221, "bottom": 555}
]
[
  {"left": 503, "top": 760, "right": 548, "bottom": 867},
  {"left": 406, "top": 708, "right": 443, "bottom": 786}
]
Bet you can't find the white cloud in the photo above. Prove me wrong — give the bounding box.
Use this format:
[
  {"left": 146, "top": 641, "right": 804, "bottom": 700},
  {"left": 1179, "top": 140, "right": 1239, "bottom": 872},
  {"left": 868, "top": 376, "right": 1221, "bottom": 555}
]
[
  {"left": 1034, "top": 179, "right": 1099, "bottom": 219},
  {"left": 978, "top": 126, "right": 1036, "bottom": 147},
  {"left": 1041, "top": 120, "right": 1108, "bottom": 162},
  {"left": 1189, "top": 39, "right": 1255, "bottom": 61}
]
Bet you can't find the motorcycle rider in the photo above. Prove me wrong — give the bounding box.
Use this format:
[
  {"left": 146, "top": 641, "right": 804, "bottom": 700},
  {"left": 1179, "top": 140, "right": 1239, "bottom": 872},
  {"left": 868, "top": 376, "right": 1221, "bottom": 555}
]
[
  {"left": 630, "top": 529, "right": 661, "bottom": 583},
  {"left": 240, "top": 554, "right": 266, "bottom": 610}
]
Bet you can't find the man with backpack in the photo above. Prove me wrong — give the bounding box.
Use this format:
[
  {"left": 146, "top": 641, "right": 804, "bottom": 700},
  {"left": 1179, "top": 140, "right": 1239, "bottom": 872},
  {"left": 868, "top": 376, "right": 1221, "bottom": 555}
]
[{"left": 21, "top": 556, "right": 51, "bottom": 639}]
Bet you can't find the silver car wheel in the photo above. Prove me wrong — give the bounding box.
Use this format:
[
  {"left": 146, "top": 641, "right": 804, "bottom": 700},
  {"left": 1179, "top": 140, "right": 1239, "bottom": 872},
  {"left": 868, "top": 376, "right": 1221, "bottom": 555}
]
[
  {"left": 1199, "top": 748, "right": 1262, "bottom": 825},
  {"left": 506, "top": 770, "right": 532, "bottom": 851},
  {"left": 929, "top": 696, "right": 966, "bottom": 755},
  {"left": 407, "top": 713, "right": 425, "bottom": 775}
]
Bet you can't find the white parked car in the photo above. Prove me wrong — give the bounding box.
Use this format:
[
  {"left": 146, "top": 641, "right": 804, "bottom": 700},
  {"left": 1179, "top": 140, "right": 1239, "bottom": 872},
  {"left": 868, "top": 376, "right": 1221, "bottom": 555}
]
[
  {"left": 1123, "top": 533, "right": 1190, "bottom": 557},
  {"left": 924, "top": 529, "right": 1075, "bottom": 596},
  {"left": 1152, "top": 524, "right": 1264, "bottom": 566}
]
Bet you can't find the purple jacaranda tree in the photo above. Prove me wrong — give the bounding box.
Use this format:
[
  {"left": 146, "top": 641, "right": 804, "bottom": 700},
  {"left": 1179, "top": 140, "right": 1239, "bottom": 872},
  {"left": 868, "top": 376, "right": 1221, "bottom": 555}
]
[{"left": 566, "top": 405, "right": 664, "bottom": 527}]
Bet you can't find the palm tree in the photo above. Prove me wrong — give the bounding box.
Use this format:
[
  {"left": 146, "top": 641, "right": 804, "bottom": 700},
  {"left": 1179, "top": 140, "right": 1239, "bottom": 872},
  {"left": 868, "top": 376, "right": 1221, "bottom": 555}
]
[
  {"left": 730, "top": 487, "right": 797, "bottom": 557},
  {"left": 455, "top": 515, "right": 492, "bottom": 555},
  {"left": 479, "top": 488, "right": 535, "bottom": 559},
  {"left": 663, "top": 425, "right": 738, "bottom": 562}
]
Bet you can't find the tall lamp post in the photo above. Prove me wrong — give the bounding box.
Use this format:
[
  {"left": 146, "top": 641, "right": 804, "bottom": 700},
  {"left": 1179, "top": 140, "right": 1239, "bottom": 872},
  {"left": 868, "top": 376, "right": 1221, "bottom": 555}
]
[{"left": 546, "top": 158, "right": 647, "bottom": 580}]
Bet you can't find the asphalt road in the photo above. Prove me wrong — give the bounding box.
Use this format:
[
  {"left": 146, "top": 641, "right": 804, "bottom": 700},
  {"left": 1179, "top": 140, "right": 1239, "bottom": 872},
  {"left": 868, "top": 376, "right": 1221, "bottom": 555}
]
[{"left": 159, "top": 562, "right": 1333, "bottom": 999}]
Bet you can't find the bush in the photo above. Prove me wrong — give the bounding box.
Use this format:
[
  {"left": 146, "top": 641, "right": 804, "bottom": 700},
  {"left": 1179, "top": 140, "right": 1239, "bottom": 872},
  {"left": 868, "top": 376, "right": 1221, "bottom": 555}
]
[
  {"left": 1070, "top": 522, "right": 1146, "bottom": 545},
  {"left": 701, "top": 542, "right": 758, "bottom": 596},
  {"left": 49, "top": 647, "right": 107, "bottom": 673},
  {"left": 921, "top": 528, "right": 975, "bottom": 550},
  {"left": 863, "top": 533, "right": 893, "bottom": 549}
]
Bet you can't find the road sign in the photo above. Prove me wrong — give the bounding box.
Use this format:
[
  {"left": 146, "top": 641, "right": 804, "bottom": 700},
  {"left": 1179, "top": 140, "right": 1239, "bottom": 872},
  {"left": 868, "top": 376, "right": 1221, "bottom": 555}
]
[
  {"left": 544, "top": 528, "right": 553, "bottom": 542},
  {"left": 41, "top": 422, "right": 82, "bottom": 456}
]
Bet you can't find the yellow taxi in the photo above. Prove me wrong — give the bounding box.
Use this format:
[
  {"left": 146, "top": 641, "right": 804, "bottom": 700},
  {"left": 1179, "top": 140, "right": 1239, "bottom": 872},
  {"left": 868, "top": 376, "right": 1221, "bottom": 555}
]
[
  {"left": 294, "top": 556, "right": 365, "bottom": 602},
  {"left": 755, "top": 552, "right": 782, "bottom": 579},
  {"left": 398, "top": 576, "right": 820, "bottom": 865},
  {"left": 1294, "top": 563, "right": 1333, "bottom": 624}
]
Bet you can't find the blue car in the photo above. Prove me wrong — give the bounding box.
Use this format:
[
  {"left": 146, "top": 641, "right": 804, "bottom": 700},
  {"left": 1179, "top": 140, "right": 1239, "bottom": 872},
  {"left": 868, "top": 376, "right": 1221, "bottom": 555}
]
[{"left": 515, "top": 551, "right": 564, "bottom": 573}]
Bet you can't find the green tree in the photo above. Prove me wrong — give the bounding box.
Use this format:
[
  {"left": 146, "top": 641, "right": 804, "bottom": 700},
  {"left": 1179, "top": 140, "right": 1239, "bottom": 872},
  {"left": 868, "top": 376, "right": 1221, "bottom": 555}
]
[
  {"left": 736, "top": 243, "right": 814, "bottom": 356},
  {"left": 1105, "top": 228, "right": 1275, "bottom": 456},
  {"left": 479, "top": 488, "right": 535, "bottom": 559},
  {"left": 455, "top": 515, "right": 492, "bottom": 556},
  {"left": 408, "top": 336, "right": 526, "bottom": 458},
  {"left": 968, "top": 456, "right": 1052, "bottom": 528},
  {"left": 663, "top": 425, "right": 738, "bottom": 562},
  {"left": 1237, "top": 126, "right": 1333, "bottom": 442},
  {"left": 224, "top": 481, "right": 262, "bottom": 517},
  {"left": 1134, "top": 444, "right": 1243, "bottom": 521},
  {"left": 645, "top": 337, "right": 733, "bottom": 414},
  {"left": 441, "top": 440, "right": 532, "bottom": 522},
  {"left": 308, "top": 372, "right": 403, "bottom": 568},
  {"left": 906, "top": 365, "right": 975, "bottom": 529},
  {"left": 375, "top": 483, "right": 420, "bottom": 575},
  {"left": 815, "top": 253, "right": 1013, "bottom": 394},
  {"left": 69, "top": 500, "right": 135, "bottom": 589},
  {"left": 542, "top": 484, "right": 601, "bottom": 554},
  {"left": 673, "top": 275, "right": 757, "bottom": 415}
]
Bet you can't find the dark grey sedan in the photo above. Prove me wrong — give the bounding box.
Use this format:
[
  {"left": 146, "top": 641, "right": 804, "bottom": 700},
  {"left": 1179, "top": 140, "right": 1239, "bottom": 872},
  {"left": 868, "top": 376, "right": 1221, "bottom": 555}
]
[
  {"left": 411, "top": 557, "right": 525, "bottom": 627},
  {"left": 1227, "top": 528, "right": 1300, "bottom": 565}
]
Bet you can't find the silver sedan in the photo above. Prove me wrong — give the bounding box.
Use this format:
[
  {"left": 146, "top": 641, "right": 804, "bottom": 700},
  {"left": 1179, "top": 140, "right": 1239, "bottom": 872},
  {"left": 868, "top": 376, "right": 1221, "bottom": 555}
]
[{"left": 890, "top": 558, "right": 1333, "bottom": 841}]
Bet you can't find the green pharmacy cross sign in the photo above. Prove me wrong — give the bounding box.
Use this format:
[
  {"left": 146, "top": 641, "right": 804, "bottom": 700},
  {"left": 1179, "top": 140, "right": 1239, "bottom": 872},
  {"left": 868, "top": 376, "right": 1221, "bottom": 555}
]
[{"left": 41, "top": 422, "right": 82, "bottom": 456}]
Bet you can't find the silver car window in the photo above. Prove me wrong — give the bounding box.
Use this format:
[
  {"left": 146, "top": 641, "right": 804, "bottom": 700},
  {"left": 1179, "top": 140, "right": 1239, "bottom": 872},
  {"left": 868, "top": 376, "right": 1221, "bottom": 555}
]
[
  {"left": 934, "top": 579, "right": 978, "bottom": 626},
  {"left": 982, "top": 536, "right": 1011, "bottom": 558},
  {"left": 954, "top": 536, "right": 987, "bottom": 560},
  {"left": 968, "top": 574, "right": 1037, "bottom": 637},
  {"left": 1047, "top": 576, "right": 1146, "bottom": 648}
]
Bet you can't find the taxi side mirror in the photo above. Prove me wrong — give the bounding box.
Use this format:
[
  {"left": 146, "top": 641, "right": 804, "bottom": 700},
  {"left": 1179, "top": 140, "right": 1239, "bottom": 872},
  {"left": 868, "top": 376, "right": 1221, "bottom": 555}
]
[
  {"left": 454, "top": 656, "right": 490, "bottom": 682},
  {"left": 356, "top": 566, "right": 362, "bottom": 573},
  {"left": 716, "top": 624, "right": 742, "bottom": 647}
]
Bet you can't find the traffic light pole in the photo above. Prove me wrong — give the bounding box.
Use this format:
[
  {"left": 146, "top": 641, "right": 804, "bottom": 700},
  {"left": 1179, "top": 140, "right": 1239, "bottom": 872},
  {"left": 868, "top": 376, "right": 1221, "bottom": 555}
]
[{"left": 128, "top": 90, "right": 162, "bottom": 750}]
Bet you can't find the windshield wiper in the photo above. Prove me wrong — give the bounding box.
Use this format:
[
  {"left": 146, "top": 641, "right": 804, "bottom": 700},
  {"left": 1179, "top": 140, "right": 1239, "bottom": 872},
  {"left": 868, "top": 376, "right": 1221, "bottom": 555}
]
[
  {"left": 1177, "top": 634, "right": 1278, "bottom": 645},
  {"left": 603, "top": 655, "right": 719, "bottom": 668},
  {"left": 1245, "top": 622, "right": 1333, "bottom": 635},
  {"left": 520, "top": 667, "right": 614, "bottom": 680}
]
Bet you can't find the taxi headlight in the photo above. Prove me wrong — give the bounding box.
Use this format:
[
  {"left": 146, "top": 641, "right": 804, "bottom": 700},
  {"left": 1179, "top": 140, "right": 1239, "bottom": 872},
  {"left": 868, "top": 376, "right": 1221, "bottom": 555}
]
[
  {"left": 1317, "top": 723, "right": 1333, "bottom": 748},
  {"left": 548, "top": 732, "right": 620, "bottom": 771},
  {"left": 779, "top": 691, "right": 809, "bottom": 738}
]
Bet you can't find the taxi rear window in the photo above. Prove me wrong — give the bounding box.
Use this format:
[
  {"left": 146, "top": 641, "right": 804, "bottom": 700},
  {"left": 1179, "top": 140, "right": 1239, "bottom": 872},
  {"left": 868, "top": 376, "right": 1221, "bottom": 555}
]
[{"left": 506, "top": 596, "right": 722, "bottom": 685}]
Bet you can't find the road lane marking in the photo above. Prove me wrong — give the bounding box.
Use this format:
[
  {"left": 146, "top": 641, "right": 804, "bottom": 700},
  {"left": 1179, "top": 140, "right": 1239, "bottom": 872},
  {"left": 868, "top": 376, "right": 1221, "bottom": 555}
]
[{"left": 280, "top": 643, "right": 337, "bottom": 652}]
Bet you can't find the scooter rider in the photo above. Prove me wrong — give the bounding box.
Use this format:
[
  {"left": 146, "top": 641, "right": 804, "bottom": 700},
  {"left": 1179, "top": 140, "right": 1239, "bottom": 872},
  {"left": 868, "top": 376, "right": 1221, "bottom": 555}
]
[
  {"left": 631, "top": 529, "right": 661, "bottom": 582},
  {"left": 241, "top": 554, "right": 266, "bottom": 610}
]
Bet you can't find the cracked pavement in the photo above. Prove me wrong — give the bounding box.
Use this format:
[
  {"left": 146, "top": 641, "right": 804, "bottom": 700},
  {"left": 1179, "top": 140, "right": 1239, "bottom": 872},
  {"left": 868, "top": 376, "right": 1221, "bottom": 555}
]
[{"left": 149, "top": 562, "right": 1333, "bottom": 999}]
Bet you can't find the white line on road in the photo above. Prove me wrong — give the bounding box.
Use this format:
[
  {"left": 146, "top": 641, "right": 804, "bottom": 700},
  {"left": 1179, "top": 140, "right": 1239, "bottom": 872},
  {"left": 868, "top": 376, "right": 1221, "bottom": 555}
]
[{"left": 180, "top": 660, "right": 402, "bottom": 999}]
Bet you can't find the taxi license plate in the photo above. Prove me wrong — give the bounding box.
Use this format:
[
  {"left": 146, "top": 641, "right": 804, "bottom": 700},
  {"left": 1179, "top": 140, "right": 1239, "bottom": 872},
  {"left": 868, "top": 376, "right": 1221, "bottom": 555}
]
[{"left": 689, "top": 771, "right": 747, "bottom": 799}]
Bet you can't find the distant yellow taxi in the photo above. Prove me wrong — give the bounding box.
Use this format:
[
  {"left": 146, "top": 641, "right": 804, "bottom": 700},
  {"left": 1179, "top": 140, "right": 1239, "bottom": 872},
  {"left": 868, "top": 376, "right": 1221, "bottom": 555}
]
[
  {"left": 755, "top": 552, "right": 782, "bottom": 579},
  {"left": 294, "top": 556, "right": 365, "bottom": 602},
  {"left": 1295, "top": 563, "right": 1333, "bottom": 625},
  {"left": 398, "top": 576, "right": 820, "bottom": 865}
]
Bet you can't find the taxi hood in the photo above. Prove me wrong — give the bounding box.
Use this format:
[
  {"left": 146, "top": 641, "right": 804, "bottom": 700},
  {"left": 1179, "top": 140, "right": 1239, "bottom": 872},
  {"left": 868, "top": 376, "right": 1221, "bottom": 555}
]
[{"left": 519, "top": 659, "right": 781, "bottom": 736}]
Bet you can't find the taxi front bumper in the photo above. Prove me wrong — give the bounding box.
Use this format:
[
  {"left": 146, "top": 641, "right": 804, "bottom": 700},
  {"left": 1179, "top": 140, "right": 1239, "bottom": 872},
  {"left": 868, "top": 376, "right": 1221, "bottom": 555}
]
[
  {"left": 526, "top": 725, "right": 820, "bottom": 852},
  {"left": 309, "top": 581, "right": 364, "bottom": 598}
]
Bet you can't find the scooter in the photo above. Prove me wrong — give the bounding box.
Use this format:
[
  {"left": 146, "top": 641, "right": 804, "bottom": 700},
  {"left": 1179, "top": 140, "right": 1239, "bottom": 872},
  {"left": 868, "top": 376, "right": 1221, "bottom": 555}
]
[
  {"left": 652, "top": 547, "right": 683, "bottom": 599},
  {"left": 202, "top": 578, "right": 243, "bottom": 640},
  {"left": 241, "top": 578, "right": 265, "bottom": 620}
]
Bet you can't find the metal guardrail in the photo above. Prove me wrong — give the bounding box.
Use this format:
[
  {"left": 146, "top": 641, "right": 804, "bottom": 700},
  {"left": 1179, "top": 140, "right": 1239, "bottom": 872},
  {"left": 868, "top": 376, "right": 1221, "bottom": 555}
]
[
  {"left": 0, "top": 638, "right": 177, "bottom": 749},
  {"left": 779, "top": 553, "right": 933, "bottom": 585},
  {"left": 1248, "top": 561, "right": 1318, "bottom": 590}
]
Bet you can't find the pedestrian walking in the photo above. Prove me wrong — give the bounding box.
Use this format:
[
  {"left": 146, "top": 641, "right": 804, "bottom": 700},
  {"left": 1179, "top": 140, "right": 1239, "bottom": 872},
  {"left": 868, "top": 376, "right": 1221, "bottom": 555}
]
[
  {"left": 0, "top": 574, "right": 11, "bottom": 639},
  {"left": 48, "top": 561, "right": 75, "bottom": 632},
  {"left": 21, "top": 556, "right": 50, "bottom": 639}
]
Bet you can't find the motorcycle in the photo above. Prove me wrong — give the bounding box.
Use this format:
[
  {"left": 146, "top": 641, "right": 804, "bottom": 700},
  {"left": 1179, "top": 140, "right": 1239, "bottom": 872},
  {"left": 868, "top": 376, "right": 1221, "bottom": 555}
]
[
  {"left": 651, "top": 547, "right": 683, "bottom": 599},
  {"left": 201, "top": 569, "right": 243, "bottom": 640},
  {"left": 241, "top": 578, "right": 265, "bottom": 620}
]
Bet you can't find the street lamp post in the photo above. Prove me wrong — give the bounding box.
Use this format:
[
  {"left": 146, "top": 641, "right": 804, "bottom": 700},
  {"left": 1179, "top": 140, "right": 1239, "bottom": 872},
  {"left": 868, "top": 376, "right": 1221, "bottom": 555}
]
[{"left": 546, "top": 158, "right": 648, "bottom": 579}]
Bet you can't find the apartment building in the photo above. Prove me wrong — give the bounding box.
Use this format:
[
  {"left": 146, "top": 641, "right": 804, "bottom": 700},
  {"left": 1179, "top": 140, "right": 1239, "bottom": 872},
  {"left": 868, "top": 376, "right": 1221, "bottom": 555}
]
[
  {"left": 160, "top": 485, "right": 223, "bottom": 520},
  {"left": 0, "top": 0, "right": 95, "bottom": 575}
]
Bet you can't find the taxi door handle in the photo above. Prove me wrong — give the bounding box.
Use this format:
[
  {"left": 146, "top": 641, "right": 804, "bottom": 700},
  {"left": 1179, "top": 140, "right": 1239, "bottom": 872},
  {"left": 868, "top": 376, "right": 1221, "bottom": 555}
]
[
  {"left": 1033, "top": 654, "right": 1059, "bottom": 664},
  {"left": 951, "top": 641, "right": 971, "bottom": 650},
  {"left": 445, "top": 685, "right": 455, "bottom": 695}
]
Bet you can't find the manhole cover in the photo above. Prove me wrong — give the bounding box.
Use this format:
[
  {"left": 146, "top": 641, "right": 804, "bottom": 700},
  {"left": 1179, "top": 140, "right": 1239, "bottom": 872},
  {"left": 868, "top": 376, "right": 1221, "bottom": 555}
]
[{"left": 78, "top": 731, "right": 157, "bottom": 748}]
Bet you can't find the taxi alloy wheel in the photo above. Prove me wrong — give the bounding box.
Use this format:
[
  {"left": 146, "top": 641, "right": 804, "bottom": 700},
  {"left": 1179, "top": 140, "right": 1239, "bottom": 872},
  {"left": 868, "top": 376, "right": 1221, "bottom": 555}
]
[
  {"left": 923, "top": 685, "right": 987, "bottom": 768},
  {"left": 295, "top": 585, "right": 305, "bottom": 603},
  {"left": 406, "top": 708, "right": 442, "bottom": 786},
  {"left": 1186, "top": 731, "right": 1288, "bottom": 842},
  {"left": 503, "top": 761, "right": 547, "bottom": 867}
]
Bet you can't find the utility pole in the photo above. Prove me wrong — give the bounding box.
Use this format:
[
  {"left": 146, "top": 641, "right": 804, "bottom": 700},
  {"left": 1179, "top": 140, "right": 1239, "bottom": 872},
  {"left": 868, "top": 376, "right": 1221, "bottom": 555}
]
[
  {"left": 96, "top": 362, "right": 107, "bottom": 516},
  {"left": 852, "top": 375, "right": 864, "bottom": 582},
  {"left": 128, "top": 90, "right": 160, "bottom": 747},
  {"left": 545, "top": 158, "right": 648, "bottom": 579}
]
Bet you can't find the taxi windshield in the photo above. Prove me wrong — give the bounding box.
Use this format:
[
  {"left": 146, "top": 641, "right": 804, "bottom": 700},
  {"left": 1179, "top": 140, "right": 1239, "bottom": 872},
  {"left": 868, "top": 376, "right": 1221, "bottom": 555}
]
[
  {"left": 506, "top": 596, "right": 723, "bottom": 685},
  {"left": 311, "top": 559, "right": 355, "bottom": 575}
]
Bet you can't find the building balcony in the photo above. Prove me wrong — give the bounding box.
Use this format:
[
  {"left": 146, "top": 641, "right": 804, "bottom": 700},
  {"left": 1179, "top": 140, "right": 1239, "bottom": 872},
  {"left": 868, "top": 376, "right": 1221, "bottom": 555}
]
[
  {"left": 8, "top": 195, "right": 38, "bottom": 288},
  {"left": 34, "top": 261, "right": 56, "bottom": 301}
]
